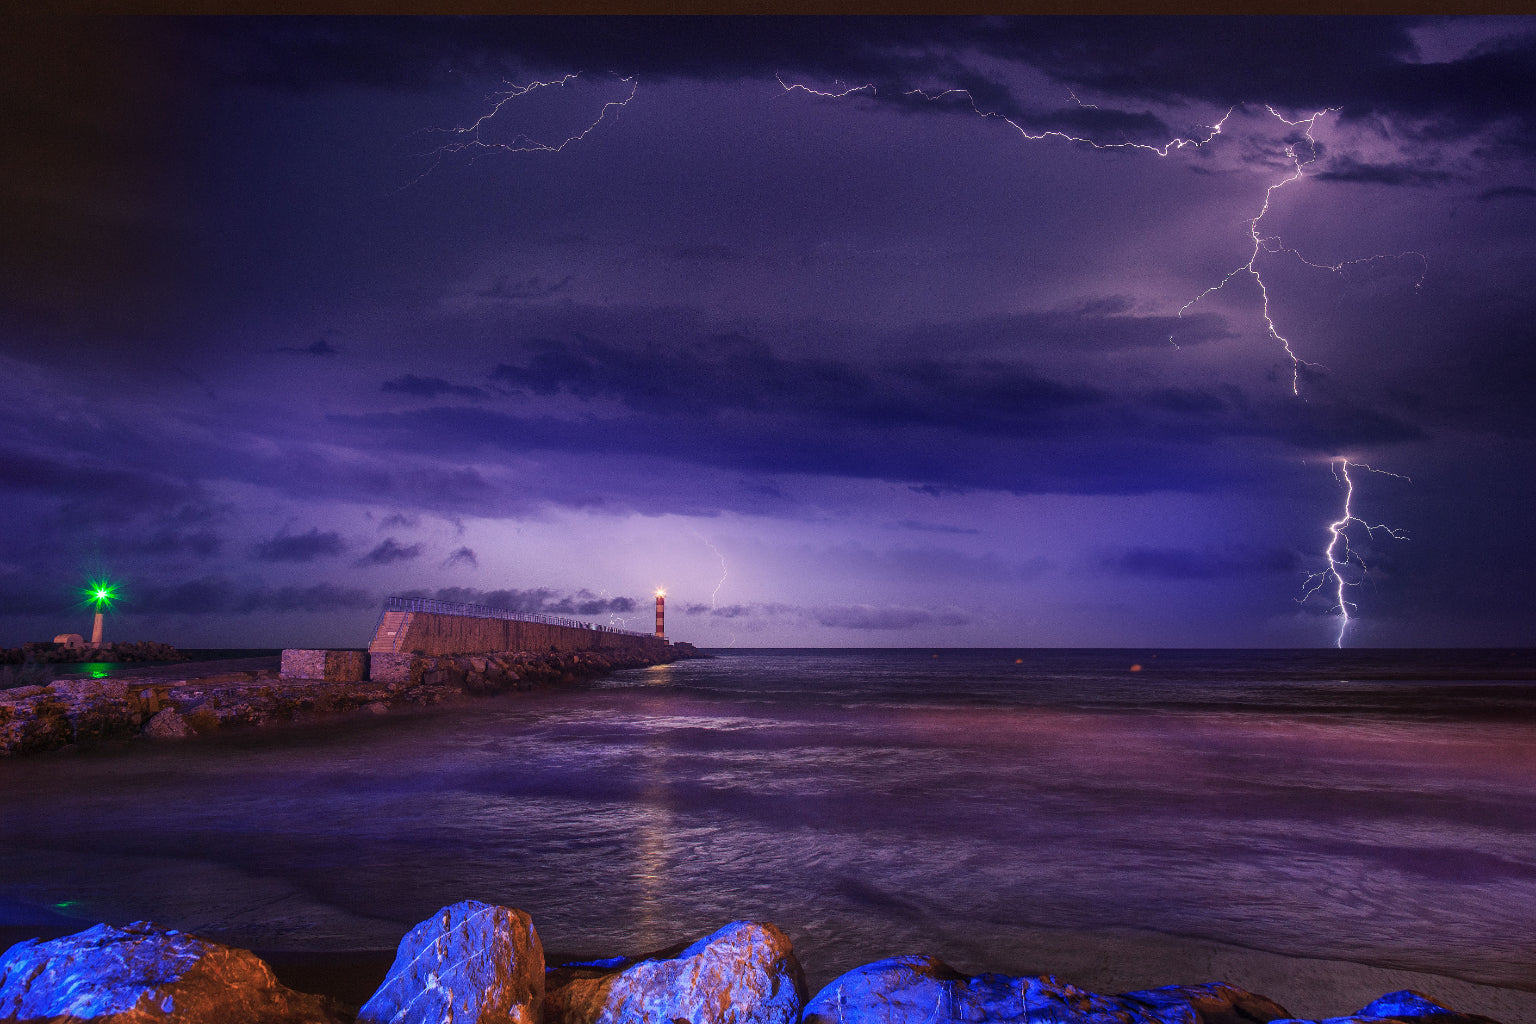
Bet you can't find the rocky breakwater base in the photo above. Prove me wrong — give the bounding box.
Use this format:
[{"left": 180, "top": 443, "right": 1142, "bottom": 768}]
[
  {"left": 0, "top": 644, "right": 700, "bottom": 758},
  {"left": 0, "top": 900, "right": 1510, "bottom": 1024},
  {"left": 1, "top": 640, "right": 186, "bottom": 667}
]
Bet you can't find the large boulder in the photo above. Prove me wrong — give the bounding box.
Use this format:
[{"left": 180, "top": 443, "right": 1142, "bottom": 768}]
[
  {"left": 546, "top": 920, "right": 806, "bottom": 1024},
  {"left": 1271, "top": 990, "right": 1503, "bottom": 1024},
  {"left": 0, "top": 920, "right": 346, "bottom": 1023},
  {"left": 801, "top": 957, "right": 1292, "bottom": 1024},
  {"left": 357, "top": 900, "right": 544, "bottom": 1024}
]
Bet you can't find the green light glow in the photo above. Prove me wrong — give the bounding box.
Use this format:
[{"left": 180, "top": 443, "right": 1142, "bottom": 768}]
[{"left": 82, "top": 578, "right": 118, "bottom": 611}]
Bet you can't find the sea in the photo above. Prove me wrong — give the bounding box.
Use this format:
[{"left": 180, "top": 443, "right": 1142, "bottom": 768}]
[{"left": 1, "top": 648, "right": 1533, "bottom": 1001}]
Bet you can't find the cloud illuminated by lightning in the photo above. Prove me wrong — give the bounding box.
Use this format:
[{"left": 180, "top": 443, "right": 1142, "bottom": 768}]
[
  {"left": 780, "top": 76, "right": 1232, "bottom": 158},
  {"left": 781, "top": 75, "right": 1425, "bottom": 646},
  {"left": 1174, "top": 106, "right": 1428, "bottom": 395},
  {"left": 1299, "top": 459, "right": 1410, "bottom": 647}
]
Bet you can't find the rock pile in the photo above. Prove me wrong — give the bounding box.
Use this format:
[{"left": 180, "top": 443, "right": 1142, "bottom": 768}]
[
  {"left": 0, "top": 647, "right": 694, "bottom": 758},
  {"left": 0, "top": 905, "right": 1507, "bottom": 1024},
  {"left": 1, "top": 641, "right": 186, "bottom": 666},
  {"left": 0, "top": 920, "right": 347, "bottom": 1024}
]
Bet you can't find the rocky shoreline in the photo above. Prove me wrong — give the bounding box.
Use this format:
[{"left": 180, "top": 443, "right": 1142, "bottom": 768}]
[
  {"left": 0, "top": 645, "right": 701, "bottom": 758},
  {"left": 0, "top": 900, "right": 1511, "bottom": 1024}
]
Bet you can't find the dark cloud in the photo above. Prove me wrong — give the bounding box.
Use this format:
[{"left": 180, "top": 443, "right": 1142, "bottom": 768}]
[
  {"left": 979, "top": 18, "right": 1536, "bottom": 143},
  {"left": 0, "top": 447, "right": 201, "bottom": 531},
  {"left": 442, "top": 546, "right": 478, "bottom": 568},
  {"left": 127, "top": 577, "right": 372, "bottom": 615},
  {"left": 490, "top": 332, "right": 1100, "bottom": 430},
  {"left": 682, "top": 603, "right": 753, "bottom": 618},
  {"left": 355, "top": 538, "right": 423, "bottom": 566},
  {"left": 473, "top": 274, "right": 574, "bottom": 301},
  {"left": 237, "top": 583, "right": 373, "bottom": 614},
  {"left": 335, "top": 365, "right": 1420, "bottom": 501},
  {"left": 812, "top": 604, "right": 971, "bottom": 630},
  {"left": 893, "top": 521, "right": 982, "bottom": 535},
  {"left": 278, "top": 337, "right": 341, "bottom": 356},
  {"left": 382, "top": 375, "right": 492, "bottom": 400},
  {"left": 203, "top": 17, "right": 1536, "bottom": 148},
  {"left": 1478, "top": 185, "right": 1536, "bottom": 201},
  {"left": 902, "top": 301, "right": 1233, "bottom": 356},
  {"left": 675, "top": 600, "right": 968, "bottom": 630},
  {"left": 1316, "top": 158, "right": 1455, "bottom": 187},
  {"left": 399, "top": 586, "right": 637, "bottom": 618},
  {"left": 105, "top": 530, "right": 222, "bottom": 559},
  {"left": 1100, "top": 546, "right": 1302, "bottom": 581},
  {"left": 252, "top": 528, "right": 346, "bottom": 563}
]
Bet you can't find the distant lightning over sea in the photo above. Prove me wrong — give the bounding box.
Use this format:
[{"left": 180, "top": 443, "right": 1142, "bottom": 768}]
[
  {"left": 1300, "top": 460, "right": 1411, "bottom": 647},
  {"left": 689, "top": 529, "right": 729, "bottom": 610},
  {"left": 780, "top": 76, "right": 1425, "bottom": 645},
  {"left": 430, "top": 71, "right": 1428, "bottom": 647}
]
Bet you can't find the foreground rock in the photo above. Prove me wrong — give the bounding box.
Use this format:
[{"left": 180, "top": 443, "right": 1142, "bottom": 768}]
[
  {"left": 357, "top": 899, "right": 544, "bottom": 1024},
  {"left": 546, "top": 920, "right": 806, "bottom": 1024},
  {"left": 0, "top": 910, "right": 1510, "bottom": 1024},
  {"left": 800, "top": 956, "right": 1291, "bottom": 1024},
  {"left": 0, "top": 920, "right": 345, "bottom": 1023},
  {"left": 1273, "top": 990, "right": 1504, "bottom": 1024}
]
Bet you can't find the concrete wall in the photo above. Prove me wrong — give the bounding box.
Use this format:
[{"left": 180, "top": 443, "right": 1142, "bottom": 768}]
[{"left": 394, "top": 613, "right": 670, "bottom": 658}]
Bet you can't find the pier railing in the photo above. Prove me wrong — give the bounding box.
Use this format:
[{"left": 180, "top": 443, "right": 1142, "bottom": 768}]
[{"left": 381, "top": 595, "right": 654, "bottom": 640}]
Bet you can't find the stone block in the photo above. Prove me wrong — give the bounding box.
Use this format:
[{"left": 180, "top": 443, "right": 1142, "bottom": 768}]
[
  {"left": 323, "top": 650, "right": 366, "bottom": 682},
  {"left": 280, "top": 649, "right": 326, "bottom": 680},
  {"left": 369, "top": 651, "right": 413, "bottom": 684}
]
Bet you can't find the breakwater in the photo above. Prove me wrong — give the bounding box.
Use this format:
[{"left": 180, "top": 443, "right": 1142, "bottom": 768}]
[
  {"left": 369, "top": 596, "right": 669, "bottom": 658},
  {"left": 0, "top": 645, "right": 697, "bottom": 758}
]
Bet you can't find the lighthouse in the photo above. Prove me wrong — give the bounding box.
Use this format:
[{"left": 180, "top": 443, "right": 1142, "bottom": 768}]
[{"left": 654, "top": 589, "right": 665, "bottom": 639}]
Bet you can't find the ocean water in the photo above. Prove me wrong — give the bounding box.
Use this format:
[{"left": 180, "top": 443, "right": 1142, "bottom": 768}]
[{"left": 1, "top": 648, "right": 1533, "bottom": 995}]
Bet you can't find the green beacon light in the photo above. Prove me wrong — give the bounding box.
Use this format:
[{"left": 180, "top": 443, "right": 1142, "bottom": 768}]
[{"left": 82, "top": 578, "right": 118, "bottom": 645}]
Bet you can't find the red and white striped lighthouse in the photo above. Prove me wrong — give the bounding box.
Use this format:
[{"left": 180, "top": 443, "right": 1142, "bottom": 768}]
[{"left": 654, "top": 589, "right": 665, "bottom": 638}]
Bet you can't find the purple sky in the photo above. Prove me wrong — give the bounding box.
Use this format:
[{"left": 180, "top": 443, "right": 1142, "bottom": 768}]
[{"left": 4, "top": 16, "right": 1535, "bottom": 649}]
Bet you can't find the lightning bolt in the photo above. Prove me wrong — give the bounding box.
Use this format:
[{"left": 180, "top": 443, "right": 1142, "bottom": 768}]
[
  {"left": 781, "top": 77, "right": 1426, "bottom": 646},
  {"left": 775, "top": 74, "right": 877, "bottom": 99},
  {"left": 406, "top": 72, "right": 638, "bottom": 187},
  {"left": 1299, "top": 459, "right": 1411, "bottom": 648},
  {"left": 780, "top": 77, "right": 1232, "bottom": 157},
  {"left": 1175, "top": 106, "right": 1427, "bottom": 396},
  {"left": 688, "top": 529, "right": 729, "bottom": 609},
  {"left": 782, "top": 79, "right": 1425, "bottom": 394}
]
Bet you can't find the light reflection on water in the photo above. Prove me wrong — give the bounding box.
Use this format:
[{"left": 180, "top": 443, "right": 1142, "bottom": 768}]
[{"left": 0, "top": 648, "right": 1533, "bottom": 994}]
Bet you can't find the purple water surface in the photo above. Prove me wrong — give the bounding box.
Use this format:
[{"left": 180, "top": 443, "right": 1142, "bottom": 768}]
[{"left": 1, "top": 649, "right": 1533, "bottom": 993}]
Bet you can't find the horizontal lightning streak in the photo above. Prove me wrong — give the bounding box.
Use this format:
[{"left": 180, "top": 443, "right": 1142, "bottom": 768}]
[{"left": 404, "top": 73, "right": 638, "bottom": 188}]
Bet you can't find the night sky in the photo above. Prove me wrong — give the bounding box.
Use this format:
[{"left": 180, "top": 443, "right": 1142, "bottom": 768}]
[{"left": 4, "top": 16, "right": 1535, "bottom": 649}]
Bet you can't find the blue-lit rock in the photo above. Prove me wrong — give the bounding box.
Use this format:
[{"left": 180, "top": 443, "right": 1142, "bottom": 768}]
[
  {"left": 357, "top": 900, "right": 544, "bottom": 1024},
  {"left": 0, "top": 920, "right": 345, "bottom": 1023},
  {"left": 545, "top": 920, "right": 806, "bottom": 1024},
  {"left": 800, "top": 956, "right": 1293, "bottom": 1024},
  {"left": 1271, "top": 989, "right": 1502, "bottom": 1024}
]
